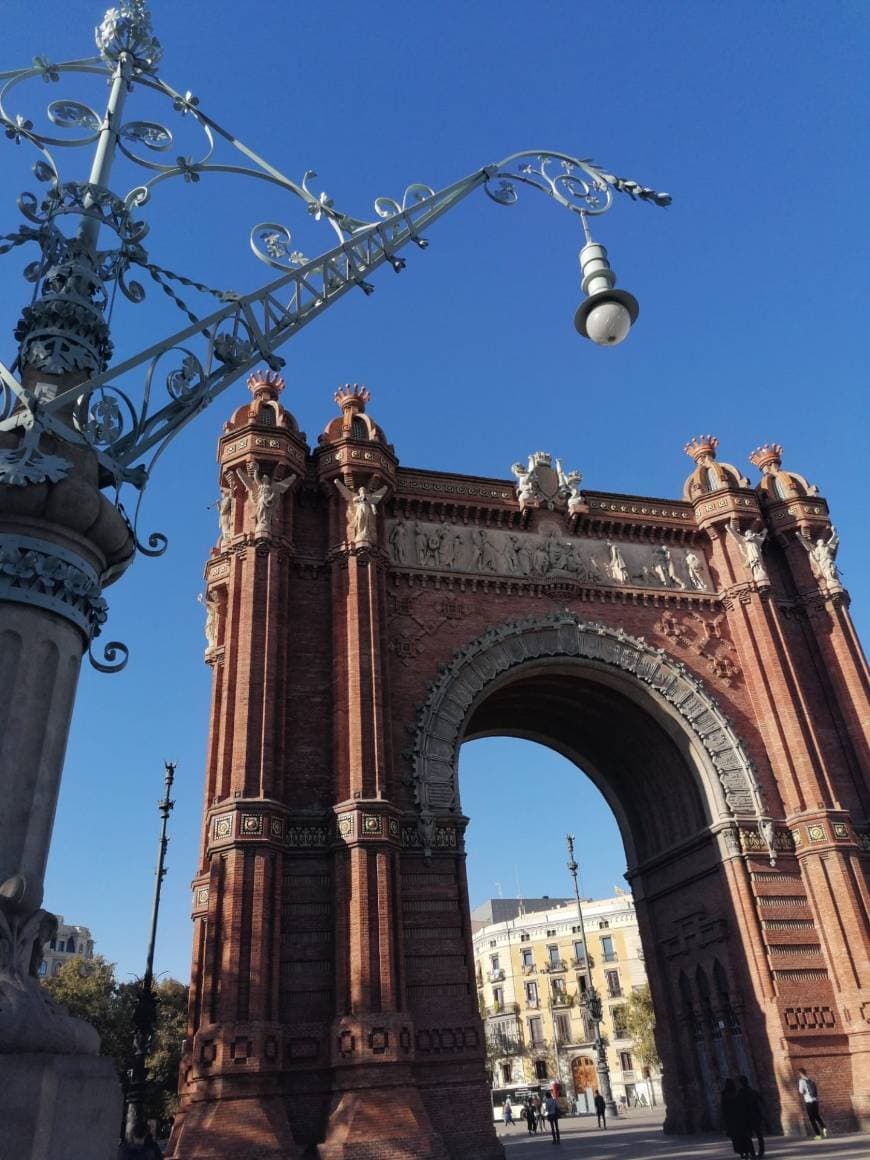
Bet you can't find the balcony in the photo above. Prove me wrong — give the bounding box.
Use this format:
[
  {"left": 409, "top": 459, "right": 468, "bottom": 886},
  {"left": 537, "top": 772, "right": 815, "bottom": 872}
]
[
  {"left": 541, "top": 958, "right": 567, "bottom": 973},
  {"left": 602, "top": 952, "right": 618, "bottom": 962},
  {"left": 606, "top": 985, "right": 623, "bottom": 999},
  {"left": 525, "top": 997, "right": 540, "bottom": 1009},
  {"left": 570, "top": 956, "right": 587, "bottom": 970},
  {"left": 612, "top": 1028, "right": 630, "bottom": 1040},
  {"left": 488, "top": 967, "right": 505, "bottom": 982},
  {"left": 522, "top": 963, "right": 536, "bottom": 975},
  {"left": 549, "top": 992, "right": 575, "bottom": 1008},
  {"left": 487, "top": 1001, "right": 520, "bottom": 1017}
]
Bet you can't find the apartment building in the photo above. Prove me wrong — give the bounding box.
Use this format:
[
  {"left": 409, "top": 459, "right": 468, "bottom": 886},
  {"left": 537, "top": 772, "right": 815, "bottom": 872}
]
[{"left": 472, "top": 891, "right": 661, "bottom": 1109}]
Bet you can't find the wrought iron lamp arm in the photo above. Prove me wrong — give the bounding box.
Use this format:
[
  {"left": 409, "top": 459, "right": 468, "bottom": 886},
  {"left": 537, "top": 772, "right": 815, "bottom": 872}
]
[{"left": 3, "top": 148, "right": 667, "bottom": 495}]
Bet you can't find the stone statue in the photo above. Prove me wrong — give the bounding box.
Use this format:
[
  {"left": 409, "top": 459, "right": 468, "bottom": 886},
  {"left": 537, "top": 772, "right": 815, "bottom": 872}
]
[
  {"left": 389, "top": 520, "right": 408, "bottom": 564},
  {"left": 797, "top": 527, "right": 842, "bottom": 592},
  {"left": 235, "top": 464, "right": 296, "bottom": 536},
  {"left": 511, "top": 459, "right": 538, "bottom": 509},
  {"left": 685, "top": 550, "right": 705, "bottom": 590},
  {"left": 607, "top": 542, "right": 630, "bottom": 585},
  {"left": 414, "top": 521, "right": 427, "bottom": 565},
  {"left": 726, "top": 525, "right": 769, "bottom": 585},
  {"left": 334, "top": 479, "right": 389, "bottom": 544},
  {"left": 198, "top": 591, "right": 220, "bottom": 650},
  {"left": 212, "top": 484, "right": 233, "bottom": 542},
  {"left": 558, "top": 459, "right": 584, "bottom": 514},
  {"left": 651, "top": 546, "right": 685, "bottom": 589}
]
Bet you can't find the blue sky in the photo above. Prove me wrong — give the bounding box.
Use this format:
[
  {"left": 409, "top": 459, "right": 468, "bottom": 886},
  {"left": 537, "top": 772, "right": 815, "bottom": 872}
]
[{"left": 0, "top": 1, "right": 867, "bottom": 983}]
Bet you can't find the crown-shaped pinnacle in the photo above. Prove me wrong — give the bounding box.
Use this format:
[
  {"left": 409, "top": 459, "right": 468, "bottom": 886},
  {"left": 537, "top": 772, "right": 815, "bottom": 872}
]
[
  {"left": 749, "top": 443, "right": 784, "bottom": 471},
  {"left": 247, "top": 369, "right": 285, "bottom": 397},
  {"left": 334, "top": 384, "right": 371, "bottom": 412},
  {"left": 684, "top": 434, "right": 719, "bottom": 462}
]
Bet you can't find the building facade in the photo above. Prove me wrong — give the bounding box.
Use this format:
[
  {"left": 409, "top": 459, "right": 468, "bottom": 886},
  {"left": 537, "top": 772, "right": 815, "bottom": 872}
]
[
  {"left": 473, "top": 895, "right": 662, "bottom": 1109},
  {"left": 38, "top": 917, "right": 95, "bottom": 978},
  {"left": 167, "top": 374, "right": 869, "bottom": 1160}
]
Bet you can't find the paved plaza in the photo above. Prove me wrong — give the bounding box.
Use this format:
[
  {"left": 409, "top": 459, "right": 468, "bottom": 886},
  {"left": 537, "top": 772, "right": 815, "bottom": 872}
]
[{"left": 496, "top": 1110, "right": 870, "bottom": 1159}]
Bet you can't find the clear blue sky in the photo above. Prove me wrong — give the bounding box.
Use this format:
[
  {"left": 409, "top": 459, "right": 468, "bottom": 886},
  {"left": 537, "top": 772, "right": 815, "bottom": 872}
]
[{"left": 0, "top": 1, "right": 866, "bottom": 984}]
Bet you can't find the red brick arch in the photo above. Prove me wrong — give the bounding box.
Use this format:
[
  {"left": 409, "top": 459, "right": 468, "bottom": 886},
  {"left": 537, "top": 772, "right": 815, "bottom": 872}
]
[
  {"left": 411, "top": 612, "right": 769, "bottom": 863},
  {"left": 169, "top": 390, "right": 869, "bottom": 1160}
]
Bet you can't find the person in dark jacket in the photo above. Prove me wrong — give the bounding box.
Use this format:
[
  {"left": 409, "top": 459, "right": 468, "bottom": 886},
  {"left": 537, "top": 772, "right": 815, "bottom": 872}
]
[
  {"left": 594, "top": 1090, "right": 607, "bottom": 1129},
  {"left": 525, "top": 1098, "right": 537, "bottom": 1134},
  {"left": 721, "top": 1078, "right": 756, "bottom": 1159},
  {"left": 544, "top": 1093, "right": 561, "bottom": 1144},
  {"left": 737, "top": 1075, "right": 765, "bottom": 1157}
]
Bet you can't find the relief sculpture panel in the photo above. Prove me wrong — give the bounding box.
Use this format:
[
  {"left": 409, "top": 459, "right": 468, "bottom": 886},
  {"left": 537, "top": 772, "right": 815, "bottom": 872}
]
[{"left": 386, "top": 518, "right": 714, "bottom": 593}]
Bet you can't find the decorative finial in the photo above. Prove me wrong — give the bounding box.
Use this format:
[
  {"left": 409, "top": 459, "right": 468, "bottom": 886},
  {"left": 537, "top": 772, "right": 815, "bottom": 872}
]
[
  {"left": 96, "top": 1, "right": 162, "bottom": 72},
  {"left": 334, "top": 384, "right": 370, "bottom": 413},
  {"left": 684, "top": 434, "right": 719, "bottom": 463},
  {"left": 749, "top": 443, "right": 783, "bottom": 473},
  {"left": 247, "top": 369, "right": 285, "bottom": 399}
]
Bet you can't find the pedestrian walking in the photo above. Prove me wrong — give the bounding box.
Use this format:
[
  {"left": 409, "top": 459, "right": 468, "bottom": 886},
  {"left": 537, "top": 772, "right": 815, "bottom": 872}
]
[
  {"left": 737, "top": 1076, "right": 765, "bottom": 1157},
  {"left": 544, "top": 1093, "right": 561, "bottom": 1144},
  {"left": 502, "top": 1096, "right": 513, "bottom": 1130},
  {"left": 594, "top": 1090, "right": 607, "bottom": 1129},
  {"left": 525, "top": 1098, "right": 537, "bottom": 1134},
  {"left": 721, "top": 1078, "right": 756, "bottom": 1159},
  {"left": 797, "top": 1068, "right": 827, "bottom": 1139},
  {"left": 535, "top": 1094, "right": 546, "bottom": 1132}
]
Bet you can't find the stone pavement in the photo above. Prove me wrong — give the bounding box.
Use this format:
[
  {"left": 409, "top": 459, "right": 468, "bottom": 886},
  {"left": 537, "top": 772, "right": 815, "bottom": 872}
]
[{"left": 496, "top": 1109, "right": 869, "bottom": 1159}]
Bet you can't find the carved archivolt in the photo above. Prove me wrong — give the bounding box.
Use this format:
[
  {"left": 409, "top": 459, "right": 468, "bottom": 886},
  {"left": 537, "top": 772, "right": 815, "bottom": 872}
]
[{"left": 412, "top": 612, "right": 767, "bottom": 834}]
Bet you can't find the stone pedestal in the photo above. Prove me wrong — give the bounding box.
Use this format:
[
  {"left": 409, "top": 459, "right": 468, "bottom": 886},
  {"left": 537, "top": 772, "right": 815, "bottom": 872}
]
[{"left": 0, "top": 1052, "right": 122, "bottom": 1160}]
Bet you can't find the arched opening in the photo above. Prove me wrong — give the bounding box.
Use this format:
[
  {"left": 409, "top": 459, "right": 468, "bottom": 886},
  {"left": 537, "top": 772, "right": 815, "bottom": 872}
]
[{"left": 411, "top": 615, "right": 779, "bottom": 1137}]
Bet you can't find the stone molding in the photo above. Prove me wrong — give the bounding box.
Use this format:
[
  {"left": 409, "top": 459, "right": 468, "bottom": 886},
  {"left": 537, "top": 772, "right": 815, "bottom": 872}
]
[
  {"left": 0, "top": 533, "right": 106, "bottom": 642},
  {"left": 411, "top": 613, "right": 769, "bottom": 851}
]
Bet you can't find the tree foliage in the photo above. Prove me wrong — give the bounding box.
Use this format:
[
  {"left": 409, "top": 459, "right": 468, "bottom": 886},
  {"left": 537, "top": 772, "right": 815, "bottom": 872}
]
[
  {"left": 43, "top": 956, "right": 188, "bottom": 1133},
  {"left": 623, "top": 984, "right": 660, "bottom": 1069}
]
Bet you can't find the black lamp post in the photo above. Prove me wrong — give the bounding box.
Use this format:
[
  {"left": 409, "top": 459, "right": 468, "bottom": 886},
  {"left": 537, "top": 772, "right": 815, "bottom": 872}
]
[
  {"left": 124, "top": 760, "right": 175, "bottom": 1141},
  {"left": 566, "top": 833, "right": 618, "bottom": 1118}
]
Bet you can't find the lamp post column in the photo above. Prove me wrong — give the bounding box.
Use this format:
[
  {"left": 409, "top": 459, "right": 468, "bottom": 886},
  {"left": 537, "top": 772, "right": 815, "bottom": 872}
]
[{"left": 566, "top": 835, "right": 617, "bottom": 1118}]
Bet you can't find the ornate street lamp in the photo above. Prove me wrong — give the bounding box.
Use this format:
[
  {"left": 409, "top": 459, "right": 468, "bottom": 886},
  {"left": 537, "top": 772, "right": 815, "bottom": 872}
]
[
  {"left": 0, "top": 2, "right": 666, "bottom": 1151},
  {"left": 124, "top": 761, "right": 175, "bottom": 1142},
  {"left": 566, "top": 833, "right": 618, "bottom": 1118}
]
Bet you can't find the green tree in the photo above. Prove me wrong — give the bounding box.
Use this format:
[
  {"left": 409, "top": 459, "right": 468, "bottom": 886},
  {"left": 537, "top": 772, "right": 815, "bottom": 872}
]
[
  {"left": 43, "top": 956, "right": 188, "bottom": 1134},
  {"left": 623, "top": 984, "right": 660, "bottom": 1069},
  {"left": 43, "top": 954, "right": 136, "bottom": 1075}
]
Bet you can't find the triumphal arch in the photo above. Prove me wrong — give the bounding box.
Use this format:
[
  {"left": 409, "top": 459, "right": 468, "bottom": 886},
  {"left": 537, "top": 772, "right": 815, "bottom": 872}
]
[{"left": 169, "top": 371, "right": 869, "bottom": 1159}]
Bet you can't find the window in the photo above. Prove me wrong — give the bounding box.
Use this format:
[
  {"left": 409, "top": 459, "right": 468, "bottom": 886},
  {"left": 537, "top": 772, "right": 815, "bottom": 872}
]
[
  {"left": 555, "top": 1014, "right": 570, "bottom": 1041},
  {"left": 529, "top": 1016, "right": 544, "bottom": 1046},
  {"left": 501, "top": 1062, "right": 513, "bottom": 1084},
  {"left": 490, "top": 954, "right": 500, "bottom": 971},
  {"left": 605, "top": 969, "right": 621, "bottom": 998},
  {"left": 573, "top": 940, "right": 586, "bottom": 963},
  {"left": 493, "top": 986, "right": 504, "bottom": 1008},
  {"left": 489, "top": 940, "right": 497, "bottom": 948},
  {"left": 577, "top": 974, "right": 588, "bottom": 994},
  {"left": 551, "top": 978, "right": 566, "bottom": 998},
  {"left": 612, "top": 1006, "right": 628, "bottom": 1037},
  {"left": 547, "top": 945, "right": 561, "bottom": 967},
  {"left": 601, "top": 935, "right": 616, "bottom": 962},
  {"left": 534, "top": 1059, "right": 548, "bottom": 1080},
  {"left": 620, "top": 1051, "right": 634, "bottom": 1072},
  {"left": 598, "top": 920, "right": 609, "bottom": 929},
  {"left": 520, "top": 932, "right": 530, "bottom": 942},
  {"left": 521, "top": 949, "right": 534, "bottom": 969},
  {"left": 65, "top": 936, "right": 75, "bottom": 953},
  {"left": 38, "top": 961, "right": 47, "bottom": 977},
  {"left": 546, "top": 929, "right": 556, "bottom": 938},
  {"left": 571, "top": 924, "right": 582, "bottom": 933},
  {"left": 350, "top": 416, "right": 368, "bottom": 440},
  {"left": 525, "top": 982, "right": 538, "bottom": 1003}
]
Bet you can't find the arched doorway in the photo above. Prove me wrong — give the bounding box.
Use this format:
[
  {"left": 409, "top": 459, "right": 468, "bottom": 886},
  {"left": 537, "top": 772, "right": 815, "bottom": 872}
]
[{"left": 409, "top": 614, "right": 780, "bottom": 1143}]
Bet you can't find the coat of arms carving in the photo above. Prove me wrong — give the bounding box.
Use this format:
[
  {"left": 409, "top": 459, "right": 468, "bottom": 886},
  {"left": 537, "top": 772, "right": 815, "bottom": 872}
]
[{"left": 511, "top": 451, "right": 583, "bottom": 513}]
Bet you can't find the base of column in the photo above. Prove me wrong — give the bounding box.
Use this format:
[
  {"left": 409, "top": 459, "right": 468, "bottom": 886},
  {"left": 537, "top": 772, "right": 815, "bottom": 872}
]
[
  {"left": 318, "top": 1084, "right": 450, "bottom": 1160},
  {"left": 0, "top": 1051, "right": 121, "bottom": 1160},
  {"left": 167, "top": 1094, "right": 303, "bottom": 1159}
]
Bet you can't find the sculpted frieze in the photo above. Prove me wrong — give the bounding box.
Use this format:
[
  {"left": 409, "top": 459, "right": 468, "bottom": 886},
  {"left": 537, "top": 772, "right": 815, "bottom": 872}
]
[{"left": 386, "top": 518, "right": 714, "bottom": 593}]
